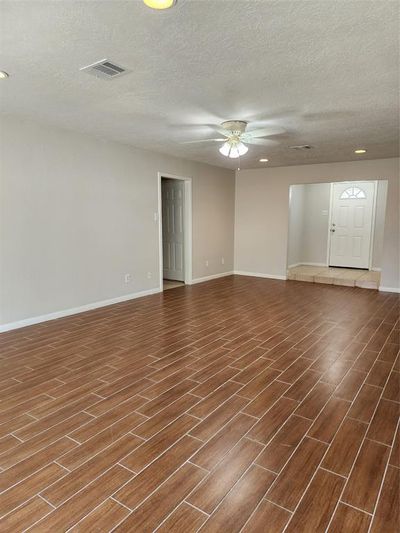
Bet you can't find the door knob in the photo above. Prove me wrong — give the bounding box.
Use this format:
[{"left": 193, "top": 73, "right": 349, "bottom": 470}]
[{"left": 330, "top": 229, "right": 335, "bottom": 232}]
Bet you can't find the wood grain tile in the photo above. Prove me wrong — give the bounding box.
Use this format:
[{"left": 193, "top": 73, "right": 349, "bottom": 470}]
[
  {"left": 307, "top": 397, "right": 350, "bottom": 443},
  {"left": 189, "top": 394, "right": 248, "bottom": 441},
  {"left": 1, "top": 277, "right": 397, "bottom": 531},
  {"left": 389, "top": 427, "right": 399, "bottom": 467},
  {"left": 114, "top": 463, "right": 205, "bottom": 532},
  {"left": 0, "top": 463, "right": 66, "bottom": 517},
  {"left": 115, "top": 435, "right": 201, "bottom": 509},
  {"left": 342, "top": 438, "right": 390, "bottom": 512},
  {"left": 199, "top": 465, "right": 275, "bottom": 533},
  {"left": 382, "top": 371, "right": 400, "bottom": 402},
  {"left": 0, "top": 496, "right": 53, "bottom": 531},
  {"left": 285, "top": 469, "right": 344, "bottom": 532},
  {"left": 295, "top": 381, "right": 336, "bottom": 419},
  {"left": 190, "top": 413, "right": 256, "bottom": 471},
  {"left": 284, "top": 369, "right": 321, "bottom": 401},
  {"left": 42, "top": 434, "right": 143, "bottom": 506},
  {"left": 188, "top": 381, "right": 241, "bottom": 418},
  {"left": 366, "top": 398, "right": 399, "bottom": 446},
  {"left": 248, "top": 397, "right": 298, "bottom": 444},
  {"left": 236, "top": 368, "right": 281, "bottom": 400},
  {"left": 366, "top": 360, "right": 392, "bottom": 387},
  {"left": 156, "top": 502, "right": 207, "bottom": 533},
  {"left": 122, "top": 414, "right": 198, "bottom": 472},
  {"left": 256, "top": 415, "right": 312, "bottom": 473},
  {"left": 188, "top": 438, "right": 263, "bottom": 514},
  {"left": 241, "top": 499, "right": 291, "bottom": 533},
  {"left": 347, "top": 383, "right": 382, "bottom": 423},
  {"left": 30, "top": 465, "right": 133, "bottom": 532},
  {"left": 334, "top": 369, "right": 367, "bottom": 401},
  {"left": 242, "top": 379, "right": 290, "bottom": 418},
  {"left": 329, "top": 503, "right": 371, "bottom": 533},
  {"left": 370, "top": 465, "right": 399, "bottom": 532},
  {"left": 70, "top": 498, "right": 130, "bottom": 532},
  {"left": 267, "top": 437, "right": 327, "bottom": 511},
  {"left": 321, "top": 417, "right": 367, "bottom": 477}
]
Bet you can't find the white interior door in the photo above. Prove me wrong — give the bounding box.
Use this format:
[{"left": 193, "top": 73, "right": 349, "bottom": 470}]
[
  {"left": 329, "top": 181, "right": 376, "bottom": 268},
  {"left": 162, "top": 178, "right": 185, "bottom": 281}
]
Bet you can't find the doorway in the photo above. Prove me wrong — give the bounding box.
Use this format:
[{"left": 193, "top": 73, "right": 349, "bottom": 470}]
[
  {"left": 158, "top": 173, "right": 192, "bottom": 291},
  {"left": 286, "top": 179, "right": 388, "bottom": 289},
  {"left": 329, "top": 181, "right": 376, "bottom": 269}
]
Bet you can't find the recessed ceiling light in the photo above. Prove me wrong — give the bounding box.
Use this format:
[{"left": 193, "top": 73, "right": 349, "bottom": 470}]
[
  {"left": 354, "top": 149, "right": 367, "bottom": 154},
  {"left": 143, "top": 0, "right": 176, "bottom": 9},
  {"left": 259, "top": 158, "right": 269, "bottom": 162},
  {"left": 0, "top": 71, "right": 9, "bottom": 79}
]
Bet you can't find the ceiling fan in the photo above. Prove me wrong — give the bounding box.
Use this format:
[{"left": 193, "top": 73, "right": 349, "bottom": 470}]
[{"left": 181, "top": 120, "right": 284, "bottom": 158}]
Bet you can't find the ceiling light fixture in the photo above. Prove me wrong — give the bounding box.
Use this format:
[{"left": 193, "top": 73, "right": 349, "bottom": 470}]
[
  {"left": 0, "top": 71, "right": 9, "bottom": 79},
  {"left": 143, "top": 0, "right": 176, "bottom": 9},
  {"left": 219, "top": 140, "right": 248, "bottom": 159},
  {"left": 354, "top": 149, "right": 367, "bottom": 154},
  {"left": 259, "top": 158, "right": 269, "bottom": 162}
]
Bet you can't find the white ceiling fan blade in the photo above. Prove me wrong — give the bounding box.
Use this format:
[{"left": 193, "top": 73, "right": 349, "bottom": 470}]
[
  {"left": 180, "top": 138, "right": 226, "bottom": 144},
  {"left": 244, "top": 138, "right": 279, "bottom": 146},
  {"left": 244, "top": 125, "right": 285, "bottom": 138}
]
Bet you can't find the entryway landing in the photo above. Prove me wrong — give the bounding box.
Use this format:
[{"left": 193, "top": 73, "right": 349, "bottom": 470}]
[
  {"left": 287, "top": 265, "right": 380, "bottom": 289},
  {"left": 163, "top": 279, "right": 185, "bottom": 290}
]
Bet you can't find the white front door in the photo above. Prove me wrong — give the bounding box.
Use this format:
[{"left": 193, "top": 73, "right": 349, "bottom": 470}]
[
  {"left": 162, "top": 178, "right": 185, "bottom": 281},
  {"left": 329, "top": 181, "right": 376, "bottom": 269}
]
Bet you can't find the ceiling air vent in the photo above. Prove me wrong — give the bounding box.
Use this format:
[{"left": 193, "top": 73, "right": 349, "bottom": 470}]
[
  {"left": 80, "top": 59, "right": 128, "bottom": 80},
  {"left": 289, "top": 145, "right": 313, "bottom": 151}
]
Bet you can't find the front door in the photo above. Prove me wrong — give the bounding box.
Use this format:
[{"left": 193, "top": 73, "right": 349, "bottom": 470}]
[
  {"left": 329, "top": 181, "right": 376, "bottom": 269},
  {"left": 162, "top": 178, "right": 185, "bottom": 281}
]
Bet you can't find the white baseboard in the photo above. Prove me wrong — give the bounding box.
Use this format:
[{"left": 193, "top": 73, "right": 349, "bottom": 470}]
[
  {"left": 189, "top": 271, "right": 234, "bottom": 285},
  {"left": 0, "top": 287, "right": 162, "bottom": 333},
  {"left": 234, "top": 270, "right": 287, "bottom": 281},
  {"left": 379, "top": 286, "right": 400, "bottom": 293},
  {"left": 371, "top": 267, "right": 382, "bottom": 272},
  {"left": 288, "top": 263, "right": 301, "bottom": 268}
]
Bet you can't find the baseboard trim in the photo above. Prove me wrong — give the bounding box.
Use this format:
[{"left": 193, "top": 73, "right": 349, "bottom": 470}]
[
  {"left": 0, "top": 287, "right": 162, "bottom": 333},
  {"left": 234, "top": 270, "right": 287, "bottom": 281},
  {"left": 379, "top": 286, "right": 400, "bottom": 293},
  {"left": 189, "top": 271, "right": 234, "bottom": 285}
]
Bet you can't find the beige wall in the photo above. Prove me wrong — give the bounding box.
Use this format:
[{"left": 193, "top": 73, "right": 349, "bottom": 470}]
[
  {"left": 0, "top": 116, "right": 235, "bottom": 326},
  {"left": 235, "top": 158, "right": 399, "bottom": 289}
]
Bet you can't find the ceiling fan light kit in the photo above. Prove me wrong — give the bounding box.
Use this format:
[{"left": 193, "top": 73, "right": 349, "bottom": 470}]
[
  {"left": 143, "top": 0, "right": 176, "bottom": 9},
  {"left": 181, "top": 118, "right": 281, "bottom": 161},
  {"left": 219, "top": 140, "right": 248, "bottom": 158}
]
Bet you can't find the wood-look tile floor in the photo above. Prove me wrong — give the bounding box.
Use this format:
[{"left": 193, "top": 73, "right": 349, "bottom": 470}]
[{"left": 0, "top": 275, "right": 398, "bottom": 532}]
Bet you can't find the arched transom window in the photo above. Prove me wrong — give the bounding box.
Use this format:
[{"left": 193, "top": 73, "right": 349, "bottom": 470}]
[{"left": 340, "top": 186, "right": 366, "bottom": 199}]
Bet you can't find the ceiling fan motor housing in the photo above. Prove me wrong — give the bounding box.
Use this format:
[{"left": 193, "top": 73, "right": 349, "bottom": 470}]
[{"left": 221, "top": 120, "right": 248, "bottom": 135}]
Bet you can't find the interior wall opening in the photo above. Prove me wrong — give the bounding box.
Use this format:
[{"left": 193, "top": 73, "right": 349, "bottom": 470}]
[
  {"left": 286, "top": 179, "right": 388, "bottom": 289},
  {"left": 159, "top": 174, "right": 192, "bottom": 291}
]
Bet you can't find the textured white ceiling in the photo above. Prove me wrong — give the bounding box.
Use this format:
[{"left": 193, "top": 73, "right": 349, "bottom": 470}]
[{"left": 1, "top": 0, "right": 399, "bottom": 169}]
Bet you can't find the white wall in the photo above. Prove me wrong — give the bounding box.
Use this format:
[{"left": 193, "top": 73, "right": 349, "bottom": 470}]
[
  {"left": 372, "top": 180, "right": 388, "bottom": 269},
  {"left": 301, "top": 183, "right": 331, "bottom": 265},
  {"left": 235, "top": 158, "right": 399, "bottom": 290},
  {"left": 287, "top": 184, "right": 305, "bottom": 267},
  {"left": 0, "top": 116, "right": 235, "bottom": 326}
]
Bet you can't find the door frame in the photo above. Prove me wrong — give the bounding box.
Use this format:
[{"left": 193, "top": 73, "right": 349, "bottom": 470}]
[
  {"left": 326, "top": 180, "right": 378, "bottom": 270},
  {"left": 157, "top": 172, "right": 192, "bottom": 289}
]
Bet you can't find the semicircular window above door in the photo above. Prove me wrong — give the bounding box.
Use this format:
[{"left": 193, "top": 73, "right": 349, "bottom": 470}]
[{"left": 340, "top": 186, "right": 367, "bottom": 199}]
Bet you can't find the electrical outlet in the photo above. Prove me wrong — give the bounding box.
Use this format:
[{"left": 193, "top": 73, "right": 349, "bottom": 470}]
[
  {"left": 124, "top": 273, "right": 131, "bottom": 283},
  {"left": 147, "top": 272, "right": 152, "bottom": 279},
  {"left": 221, "top": 257, "right": 225, "bottom": 265},
  {"left": 205, "top": 260, "right": 209, "bottom": 267}
]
